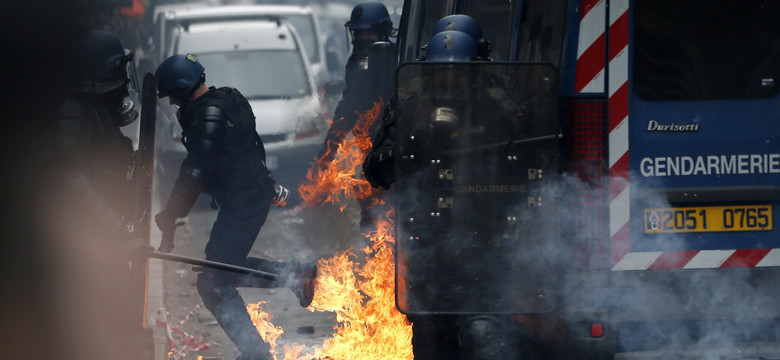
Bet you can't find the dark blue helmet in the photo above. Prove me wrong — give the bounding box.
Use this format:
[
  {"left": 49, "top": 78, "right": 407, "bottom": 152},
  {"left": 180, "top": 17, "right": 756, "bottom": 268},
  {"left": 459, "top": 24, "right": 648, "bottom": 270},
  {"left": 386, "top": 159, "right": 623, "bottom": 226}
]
[
  {"left": 431, "top": 15, "right": 491, "bottom": 60},
  {"left": 425, "top": 31, "right": 478, "bottom": 62},
  {"left": 346, "top": 2, "right": 394, "bottom": 39},
  {"left": 75, "top": 30, "right": 133, "bottom": 94},
  {"left": 155, "top": 54, "right": 205, "bottom": 101}
]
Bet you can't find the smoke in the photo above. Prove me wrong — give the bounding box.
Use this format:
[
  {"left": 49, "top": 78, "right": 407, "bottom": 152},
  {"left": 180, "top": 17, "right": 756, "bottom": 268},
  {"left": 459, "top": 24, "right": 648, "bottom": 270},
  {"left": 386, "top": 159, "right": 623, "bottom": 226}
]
[
  {"left": 392, "top": 152, "right": 780, "bottom": 357},
  {"left": 550, "top": 171, "right": 780, "bottom": 357}
]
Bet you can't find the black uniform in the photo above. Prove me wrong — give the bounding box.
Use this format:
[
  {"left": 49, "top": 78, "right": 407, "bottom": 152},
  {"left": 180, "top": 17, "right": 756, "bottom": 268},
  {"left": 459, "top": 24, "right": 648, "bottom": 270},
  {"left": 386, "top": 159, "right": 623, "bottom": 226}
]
[
  {"left": 362, "top": 96, "right": 397, "bottom": 189},
  {"left": 323, "top": 41, "right": 396, "bottom": 158},
  {"left": 52, "top": 92, "right": 151, "bottom": 359},
  {"left": 55, "top": 94, "right": 135, "bottom": 232},
  {"left": 362, "top": 76, "right": 527, "bottom": 360},
  {"left": 165, "top": 86, "right": 278, "bottom": 359}
]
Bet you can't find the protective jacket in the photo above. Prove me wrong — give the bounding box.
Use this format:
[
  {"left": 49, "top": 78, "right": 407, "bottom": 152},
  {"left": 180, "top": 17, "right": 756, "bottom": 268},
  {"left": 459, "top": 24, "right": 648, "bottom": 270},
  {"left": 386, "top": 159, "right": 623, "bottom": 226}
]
[
  {"left": 166, "top": 87, "right": 274, "bottom": 218},
  {"left": 55, "top": 95, "right": 135, "bottom": 234},
  {"left": 362, "top": 97, "right": 396, "bottom": 188},
  {"left": 323, "top": 42, "right": 395, "bottom": 160}
]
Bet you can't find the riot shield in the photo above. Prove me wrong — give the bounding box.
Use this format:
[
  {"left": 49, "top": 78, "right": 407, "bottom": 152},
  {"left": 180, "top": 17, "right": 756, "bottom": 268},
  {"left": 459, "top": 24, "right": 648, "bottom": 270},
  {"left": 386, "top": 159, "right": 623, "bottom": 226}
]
[
  {"left": 394, "top": 62, "right": 560, "bottom": 314},
  {"left": 131, "top": 72, "right": 157, "bottom": 331}
]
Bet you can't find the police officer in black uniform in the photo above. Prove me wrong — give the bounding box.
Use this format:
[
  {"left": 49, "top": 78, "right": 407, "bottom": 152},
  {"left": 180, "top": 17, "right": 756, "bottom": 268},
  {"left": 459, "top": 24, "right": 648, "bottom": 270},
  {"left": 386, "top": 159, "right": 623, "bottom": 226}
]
[
  {"left": 154, "top": 54, "right": 316, "bottom": 360},
  {"left": 53, "top": 29, "right": 153, "bottom": 359},
  {"left": 363, "top": 23, "right": 524, "bottom": 360},
  {"left": 324, "top": 1, "right": 396, "bottom": 158},
  {"left": 363, "top": 14, "right": 492, "bottom": 189},
  {"left": 318, "top": 2, "right": 397, "bottom": 228},
  {"left": 56, "top": 30, "right": 140, "bottom": 246}
]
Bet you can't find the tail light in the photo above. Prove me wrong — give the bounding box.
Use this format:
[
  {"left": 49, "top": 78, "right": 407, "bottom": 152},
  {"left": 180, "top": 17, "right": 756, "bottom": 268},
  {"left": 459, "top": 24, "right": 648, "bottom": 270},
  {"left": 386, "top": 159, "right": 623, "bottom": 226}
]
[{"left": 563, "top": 97, "right": 608, "bottom": 270}]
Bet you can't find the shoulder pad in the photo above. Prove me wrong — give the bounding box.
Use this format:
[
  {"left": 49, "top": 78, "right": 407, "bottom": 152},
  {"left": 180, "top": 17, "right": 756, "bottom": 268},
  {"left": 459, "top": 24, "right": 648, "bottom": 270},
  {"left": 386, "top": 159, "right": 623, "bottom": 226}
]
[{"left": 201, "top": 106, "right": 224, "bottom": 122}]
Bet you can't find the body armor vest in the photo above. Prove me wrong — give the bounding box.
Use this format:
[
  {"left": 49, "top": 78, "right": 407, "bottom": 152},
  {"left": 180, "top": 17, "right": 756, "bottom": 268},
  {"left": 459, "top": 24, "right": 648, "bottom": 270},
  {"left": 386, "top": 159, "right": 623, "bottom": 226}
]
[{"left": 180, "top": 87, "right": 273, "bottom": 209}]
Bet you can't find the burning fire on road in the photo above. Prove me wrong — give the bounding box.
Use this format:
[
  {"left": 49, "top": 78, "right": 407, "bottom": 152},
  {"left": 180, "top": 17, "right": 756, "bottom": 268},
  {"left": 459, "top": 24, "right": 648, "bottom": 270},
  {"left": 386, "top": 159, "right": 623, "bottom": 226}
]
[{"left": 248, "top": 100, "right": 413, "bottom": 360}]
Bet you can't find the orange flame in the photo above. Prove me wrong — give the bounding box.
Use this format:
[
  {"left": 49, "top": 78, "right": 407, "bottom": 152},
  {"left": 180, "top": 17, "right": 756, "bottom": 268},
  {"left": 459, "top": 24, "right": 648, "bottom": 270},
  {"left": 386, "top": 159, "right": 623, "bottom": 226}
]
[
  {"left": 247, "top": 302, "right": 285, "bottom": 356},
  {"left": 310, "top": 210, "right": 413, "bottom": 360},
  {"left": 298, "top": 99, "right": 385, "bottom": 211},
  {"left": 248, "top": 99, "right": 413, "bottom": 360}
]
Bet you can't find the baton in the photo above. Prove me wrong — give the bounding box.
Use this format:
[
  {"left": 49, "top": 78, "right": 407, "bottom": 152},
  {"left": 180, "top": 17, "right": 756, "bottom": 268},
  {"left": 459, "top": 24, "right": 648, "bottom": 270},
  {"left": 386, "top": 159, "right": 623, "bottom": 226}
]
[{"left": 148, "top": 251, "right": 279, "bottom": 280}]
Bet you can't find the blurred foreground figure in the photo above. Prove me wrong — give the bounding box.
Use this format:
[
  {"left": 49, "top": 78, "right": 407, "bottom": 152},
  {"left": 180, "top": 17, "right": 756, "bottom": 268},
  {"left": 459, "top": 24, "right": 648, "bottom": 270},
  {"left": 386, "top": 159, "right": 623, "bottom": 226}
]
[
  {"left": 154, "top": 54, "right": 316, "bottom": 360},
  {"left": 49, "top": 29, "right": 153, "bottom": 359}
]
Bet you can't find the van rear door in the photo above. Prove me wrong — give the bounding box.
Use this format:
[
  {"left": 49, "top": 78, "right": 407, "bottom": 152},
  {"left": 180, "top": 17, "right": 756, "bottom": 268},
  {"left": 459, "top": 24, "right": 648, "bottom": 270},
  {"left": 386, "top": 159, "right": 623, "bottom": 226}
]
[{"left": 613, "top": 0, "right": 780, "bottom": 270}]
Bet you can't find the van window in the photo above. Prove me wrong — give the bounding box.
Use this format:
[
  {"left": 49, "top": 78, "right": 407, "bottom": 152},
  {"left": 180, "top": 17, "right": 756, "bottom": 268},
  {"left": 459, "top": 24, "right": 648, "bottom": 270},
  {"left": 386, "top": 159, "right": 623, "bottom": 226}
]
[
  {"left": 196, "top": 50, "right": 311, "bottom": 99},
  {"left": 511, "top": 0, "right": 567, "bottom": 66},
  {"left": 462, "top": 0, "right": 514, "bottom": 61},
  {"left": 399, "top": 0, "right": 453, "bottom": 62},
  {"left": 635, "top": 0, "right": 780, "bottom": 100}
]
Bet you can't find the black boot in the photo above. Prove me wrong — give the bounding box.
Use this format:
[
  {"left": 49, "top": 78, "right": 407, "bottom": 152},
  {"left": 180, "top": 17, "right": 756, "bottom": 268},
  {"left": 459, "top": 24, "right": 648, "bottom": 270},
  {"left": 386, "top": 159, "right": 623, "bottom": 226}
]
[{"left": 289, "top": 260, "right": 317, "bottom": 307}]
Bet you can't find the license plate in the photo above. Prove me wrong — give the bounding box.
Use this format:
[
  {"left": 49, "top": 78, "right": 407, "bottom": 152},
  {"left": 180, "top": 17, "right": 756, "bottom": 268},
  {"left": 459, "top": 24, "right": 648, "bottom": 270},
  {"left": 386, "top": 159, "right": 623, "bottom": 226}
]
[{"left": 644, "top": 205, "right": 772, "bottom": 233}]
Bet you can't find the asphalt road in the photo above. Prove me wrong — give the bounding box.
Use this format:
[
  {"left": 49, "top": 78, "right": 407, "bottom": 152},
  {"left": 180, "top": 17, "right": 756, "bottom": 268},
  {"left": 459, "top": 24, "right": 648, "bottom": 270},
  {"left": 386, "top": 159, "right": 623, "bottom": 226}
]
[{"left": 150, "top": 150, "right": 369, "bottom": 360}]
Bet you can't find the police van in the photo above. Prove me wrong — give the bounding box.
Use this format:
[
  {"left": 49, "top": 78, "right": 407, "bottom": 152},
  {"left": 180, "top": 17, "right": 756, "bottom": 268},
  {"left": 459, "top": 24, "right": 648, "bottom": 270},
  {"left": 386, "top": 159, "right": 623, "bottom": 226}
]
[{"left": 390, "top": 0, "right": 780, "bottom": 358}]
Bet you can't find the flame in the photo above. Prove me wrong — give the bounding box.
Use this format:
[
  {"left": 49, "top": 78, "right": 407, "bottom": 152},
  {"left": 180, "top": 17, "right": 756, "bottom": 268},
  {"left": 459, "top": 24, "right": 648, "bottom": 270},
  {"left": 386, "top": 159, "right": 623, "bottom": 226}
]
[
  {"left": 310, "top": 210, "right": 413, "bottom": 360},
  {"left": 247, "top": 99, "right": 413, "bottom": 360},
  {"left": 298, "top": 99, "right": 385, "bottom": 211},
  {"left": 247, "top": 302, "right": 285, "bottom": 356}
]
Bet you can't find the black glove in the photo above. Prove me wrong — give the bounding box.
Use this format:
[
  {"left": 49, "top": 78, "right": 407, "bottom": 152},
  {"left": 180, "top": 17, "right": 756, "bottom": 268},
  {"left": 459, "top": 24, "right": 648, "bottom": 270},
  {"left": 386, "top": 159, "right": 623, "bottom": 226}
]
[
  {"left": 158, "top": 229, "right": 175, "bottom": 253},
  {"left": 271, "top": 184, "right": 290, "bottom": 207},
  {"left": 155, "top": 210, "right": 177, "bottom": 253},
  {"left": 155, "top": 210, "right": 176, "bottom": 233}
]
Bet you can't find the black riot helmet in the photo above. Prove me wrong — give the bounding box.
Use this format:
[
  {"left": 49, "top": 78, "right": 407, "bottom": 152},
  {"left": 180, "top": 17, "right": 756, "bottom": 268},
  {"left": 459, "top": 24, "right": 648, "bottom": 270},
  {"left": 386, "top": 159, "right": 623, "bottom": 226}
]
[
  {"left": 155, "top": 54, "right": 206, "bottom": 104},
  {"left": 74, "top": 30, "right": 139, "bottom": 126},
  {"left": 424, "top": 31, "right": 479, "bottom": 128},
  {"left": 345, "top": 2, "right": 396, "bottom": 53},
  {"left": 74, "top": 30, "right": 136, "bottom": 95},
  {"left": 425, "top": 30, "right": 479, "bottom": 62},
  {"left": 429, "top": 14, "right": 491, "bottom": 61}
]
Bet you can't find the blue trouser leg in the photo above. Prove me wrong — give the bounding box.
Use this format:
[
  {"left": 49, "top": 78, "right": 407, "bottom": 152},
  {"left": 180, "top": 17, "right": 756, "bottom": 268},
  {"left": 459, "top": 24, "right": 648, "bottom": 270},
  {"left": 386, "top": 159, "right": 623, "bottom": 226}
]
[{"left": 196, "top": 203, "right": 270, "bottom": 359}]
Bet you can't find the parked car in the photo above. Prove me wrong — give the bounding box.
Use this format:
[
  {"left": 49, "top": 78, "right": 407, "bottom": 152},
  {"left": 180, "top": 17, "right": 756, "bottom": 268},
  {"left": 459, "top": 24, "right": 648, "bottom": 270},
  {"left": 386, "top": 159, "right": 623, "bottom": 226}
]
[
  {"left": 154, "top": 5, "right": 329, "bottom": 88},
  {"left": 154, "top": 15, "right": 327, "bottom": 202}
]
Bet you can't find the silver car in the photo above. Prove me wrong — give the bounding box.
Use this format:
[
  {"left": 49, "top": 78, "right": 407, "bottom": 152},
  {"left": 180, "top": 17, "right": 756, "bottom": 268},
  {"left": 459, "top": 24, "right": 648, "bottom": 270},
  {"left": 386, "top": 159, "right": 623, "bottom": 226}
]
[{"left": 156, "top": 5, "right": 329, "bottom": 88}]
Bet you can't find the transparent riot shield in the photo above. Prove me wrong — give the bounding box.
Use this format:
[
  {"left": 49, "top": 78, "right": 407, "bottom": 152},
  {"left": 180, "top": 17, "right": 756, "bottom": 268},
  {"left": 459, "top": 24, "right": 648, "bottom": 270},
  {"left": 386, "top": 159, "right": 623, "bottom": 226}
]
[{"left": 394, "top": 62, "right": 561, "bottom": 314}]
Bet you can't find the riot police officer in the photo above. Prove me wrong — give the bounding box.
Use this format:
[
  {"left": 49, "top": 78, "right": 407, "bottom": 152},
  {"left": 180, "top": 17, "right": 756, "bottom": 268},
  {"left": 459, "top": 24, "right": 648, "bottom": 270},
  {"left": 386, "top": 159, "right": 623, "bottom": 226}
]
[
  {"left": 363, "top": 14, "right": 491, "bottom": 188},
  {"left": 154, "top": 54, "right": 316, "bottom": 360},
  {"left": 364, "top": 29, "right": 523, "bottom": 360},
  {"left": 52, "top": 29, "right": 153, "bottom": 359},
  {"left": 318, "top": 2, "right": 397, "bottom": 228},
  {"left": 56, "top": 30, "right": 140, "bottom": 243},
  {"left": 428, "top": 14, "right": 492, "bottom": 61},
  {"left": 324, "top": 1, "right": 396, "bottom": 157}
]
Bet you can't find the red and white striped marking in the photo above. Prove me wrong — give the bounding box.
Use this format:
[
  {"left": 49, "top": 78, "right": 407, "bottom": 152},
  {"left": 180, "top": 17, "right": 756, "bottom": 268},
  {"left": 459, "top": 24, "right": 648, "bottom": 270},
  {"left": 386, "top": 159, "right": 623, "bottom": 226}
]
[
  {"left": 606, "top": 0, "right": 631, "bottom": 270},
  {"left": 576, "top": 0, "right": 632, "bottom": 269},
  {"left": 150, "top": 306, "right": 213, "bottom": 359},
  {"left": 598, "top": 0, "right": 780, "bottom": 270},
  {"left": 612, "top": 249, "right": 780, "bottom": 270},
  {"left": 575, "top": 0, "right": 607, "bottom": 93}
]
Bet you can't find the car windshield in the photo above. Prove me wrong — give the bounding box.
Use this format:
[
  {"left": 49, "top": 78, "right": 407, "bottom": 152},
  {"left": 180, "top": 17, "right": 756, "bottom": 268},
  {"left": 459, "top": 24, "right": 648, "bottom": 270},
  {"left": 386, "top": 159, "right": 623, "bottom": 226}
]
[
  {"left": 194, "top": 50, "right": 311, "bottom": 99},
  {"left": 284, "top": 15, "right": 320, "bottom": 64}
]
